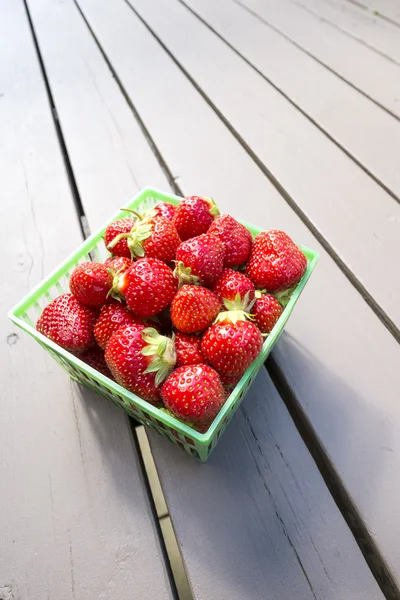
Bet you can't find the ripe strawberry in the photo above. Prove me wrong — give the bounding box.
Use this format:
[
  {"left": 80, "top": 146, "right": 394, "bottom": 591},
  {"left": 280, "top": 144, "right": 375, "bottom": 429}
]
[
  {"left": 80, "top": 345, "right": 113, "bottom": 379},
  {"left": 154, "top": 202, "right": 176, "bottom": 221},
  {"left": 173, "top": 196, "right": 219, "bottom": 241},
  {"left": 211, "top": 269, "right": 255, "bottom": 307},
  {"left": 69, "top": 262, "right": 113, "bottom": 307},
  {"left": 253, "top": 293, "right": 283, "bottom": 334},
  {"left": 174, "top": 233, "right": 225, "bottom": 287},
  {"left": 104, "top": 256, "right": 132, "bottom": 273},
  {"left": 104, "top": 218, "right": 137, "bottom": 258},
  {"left": 107, "top": 211, "right": 180, "bottom": 264},
  {"left": 162, "top": 364, "right": 225, "bottom": 424},
  {"left": 119, "top": 258, "right": 177, "bottom": 318},
  {"left": 208, "top": 214, "right": 252, "bottom": 267},
  {"left": 201, "top": 317, "right": 263, "bottom": 376},
  {"left": 36, "top": 293, "right": 97, "bottom": 353},
  {"left": 175, "top": 332, "right": 206, "bottom": 367},
  {"left": 170, "top": 285, "right": 220, "bottom": 333},
  {"left": 94, "top": 302, "right": 143, "bottom": 349},
  {"left": 219, "top": 372, "right": 242, "bottom": 389},
  {"left": 105, "top": 325, "right": 176, "bottom": 403},
  {"left": 247, "top": 230, "right": 307, "bottom": 292}
]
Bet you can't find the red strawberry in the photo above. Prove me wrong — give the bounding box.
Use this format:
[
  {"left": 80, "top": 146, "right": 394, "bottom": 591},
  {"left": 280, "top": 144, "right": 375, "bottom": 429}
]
[
  {"left": 69, "top": 262, "right": 113, "bottom": 307},
  {"left": 80, "top": 345, "right": 113, "bottom": 379},
  {"left": 154, "top": 202, "right": 176, "bottom": 221},
  {"left": 175, "top": 332, "right": 206, "bottom": 367},
  {"left": 94, "top": 302, "right": 143, "bottom": 349},
  {"left": 119, "top": 258, "right": 177, "bottom": 318},
  {"left": 107, "top": 211, "right": 180, "bottom": 264},
  {"left": 174, "top": 233, "right": 225, "bottom": 287},
  {"left": 201, "top": 317, "right": 263, "bottom": 376},
  {"left": 173, "top": 196, "right": 219, "bottom": 241},
  {"left": 247, "top": 230, "right": 307, "bottom": 293},
  {"left": 208, "top": 214, "right": 252, "bottom": 267},
  {"left": 219, "top": 372, "right": 242, "bottom": 389},
  {"left": 105, "top": 325, "right": 176, "bottom": 403},
  {"left": 36, "top": 293, "right": 97, "bottom": 353},
  {"left": 104, "top": 256, "right": 132, "bottom": 273},
  {"left": 253, "top": 293, "right": 283, "bottom": 334},
  {"left": 104, "top": 218, "right": 136, "bottom": 258},
  {"left": 211, "top": 269, "right": 255, "bottom": 308},
  {"left": 170, "top": 285, "right": 220, "bottom": 333},
  {"left": 162, "top": 364, "right": 225, "bottom": 425}
]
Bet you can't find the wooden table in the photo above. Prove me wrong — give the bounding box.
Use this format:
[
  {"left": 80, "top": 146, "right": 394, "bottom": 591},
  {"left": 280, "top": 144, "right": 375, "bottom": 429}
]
[{"left": 2, "top": 0, "right": 400, "bottom": 598}]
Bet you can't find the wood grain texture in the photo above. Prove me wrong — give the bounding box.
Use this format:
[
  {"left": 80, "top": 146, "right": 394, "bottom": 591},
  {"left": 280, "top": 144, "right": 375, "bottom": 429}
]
[
  {"left": 148, "top": 369, "right": 384, "bottom": 600},
  {"left": 236, "top": 0, "right": 400, "bottom": 118},
  {"left": 124, "top": 0, "right": 400, "bottom": 328},
  {"left": 288, "top": 0, "right": 400, "bottom": 63},
  {"left": 182, "top": 0, "right": 400, "bottom": 203},
  {"left": 27, "top": 0, "right": 170, "bottom": 228},
  {"left": 350, "top": 0, "right": 400, "bottom": 25},
  {"left": 0, "top": 1, "right": 174, "bottom": 598},
  {"left": 72, "top": 0, "right": 400, "bottom": 585}
]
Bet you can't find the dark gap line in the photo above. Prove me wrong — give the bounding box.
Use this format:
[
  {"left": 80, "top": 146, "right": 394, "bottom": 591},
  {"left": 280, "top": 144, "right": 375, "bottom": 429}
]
[
  {"left": 123, "top": 0, "right": 400, "bottom": 344},
  {"left": 288, "top": 0, "right": 400, "bottom": 67},
  {"left": 131, "top": 424, "right": 180, "bottom": 600},
  {"left": 233, "top": 0, "right": 400, "bottom": 123},
  {"left": 72, "top": 0, "right": 183, "bottom": 198},
  {"left": 345, "top": 0, "right": 400, "bottom": 29},
  {"left": 178, "top": 0, "right": 400, "bottom": 206},
  {"left": 23, "top": 0, "right": 88, "bottom": 239},
  {"left": 265, "top": 357, "right": 400, "bottom": 600}
]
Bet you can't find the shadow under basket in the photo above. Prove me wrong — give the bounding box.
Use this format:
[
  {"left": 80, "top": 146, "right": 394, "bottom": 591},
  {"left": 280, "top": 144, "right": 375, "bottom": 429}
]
[{"left": 8, "top": 187, "right": 318, "bottom": 461}]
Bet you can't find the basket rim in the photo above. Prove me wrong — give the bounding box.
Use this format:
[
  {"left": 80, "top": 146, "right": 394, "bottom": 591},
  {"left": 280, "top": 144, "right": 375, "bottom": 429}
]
[{"left": 8, "top": 186, "right": 319, "bottom": 445}]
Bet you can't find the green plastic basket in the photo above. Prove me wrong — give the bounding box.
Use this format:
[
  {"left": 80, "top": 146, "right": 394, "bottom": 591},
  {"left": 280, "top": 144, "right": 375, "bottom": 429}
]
[{"left": 8, "top": 187, "right": 318, "bottom": 461}]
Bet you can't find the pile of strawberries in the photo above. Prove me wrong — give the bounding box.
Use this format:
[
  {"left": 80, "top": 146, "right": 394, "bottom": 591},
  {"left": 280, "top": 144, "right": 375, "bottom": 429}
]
[{"left": 36, "top": 196, "right": 307, "bottom": 432}]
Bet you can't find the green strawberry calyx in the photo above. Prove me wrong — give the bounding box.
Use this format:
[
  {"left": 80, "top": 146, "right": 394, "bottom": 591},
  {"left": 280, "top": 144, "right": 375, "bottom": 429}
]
[
  {"left": 106, "top": 266, "right": 127, "bottom": 302},
  {"left": 272, "top": 285, "right": 297, "bottom": 308},
  {"left": 173, "top": 261, "right": 200, "bottom": 287},
  {"left": 214, "top": 291, "right": 256, "bottom": 325},
  {"left": 141, "top": 328, "right": 177, "bottom": 386},
  {"left": 204, "top": 197, "right": 220, "bottom": 218},
  {"left": 107, "top": 208, "right": 160, "bottom": 260}
]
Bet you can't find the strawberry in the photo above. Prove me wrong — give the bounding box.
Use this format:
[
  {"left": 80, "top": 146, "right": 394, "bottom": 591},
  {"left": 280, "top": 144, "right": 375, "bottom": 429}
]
[
  {"left": 104, "top": 218, "right": 137, "bottom": 258},
  {"left": 107, "top": 210, "right": 180, "bottom": 264},
  {"left": 211, "top": 269, "right": 255, "bottom": 308},
  {"left": 201, "top": 314, "right": 263, "bottom": 376},
  {"left": 246, "top": 230, "right": 307, "bottom": 293},
  {"left": 253, "top": 292, "right": 283, "bottom": 334},
  {"left": 208, "top": 214, "right": 252, "bottom": 267},
  {"left": 173, "top": 196, "right": 219, "bottom": 241},
  {"left": 36, "top": 293, "right": 97, "bottom": 353},
  {"left": 170, "top": 285, "right": 220, "bottom": 333},
  {"left": 175, "top": 332, "right": 206, "bottom": 367},
  {"left": 105, "top": 325, "right": 176, "bottom": 403},
  {"left": 162, "top": 364, "right": 225, "bottom": 424},
  {"left": 104, "top": 256, "right": 132, "bottom": 273},
  {"left": 80, "top": 345, "right": 113, "bottom": 379},
  {"left": 174, "top": 233, "right": 225, "bottom": 287},
  {"left": 219, "top": 372, "right": 242, "bottom": 389},
  {"left": 94, "top": 302, "right": 143, "bottom": 349},
  {"left": 69, "top": 262, "right": 113, "bottom": 307},
  {"left": 119, "top": 258, "right": 177, "bottom": 318},
  {"left": 154, "top": 202, "right": 176, "bottom": 221}
]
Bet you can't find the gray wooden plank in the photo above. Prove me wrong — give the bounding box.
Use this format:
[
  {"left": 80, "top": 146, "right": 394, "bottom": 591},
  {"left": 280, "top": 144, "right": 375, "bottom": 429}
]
[
  {"left": 0, "top": 1, "right": 174, "bottom": 598},
  {"left": 182, "top": 0, "right": 400, "bottom": 203},
  {"left": 116, "top": 0, "right": 400, "bottom": 329},
  {"left": 288, "top": 0, "right": 400, "bottom": 63},
  {"left": 27, "top": 0, "right": 170, "bottom": 228},
  {"left": 72, "top": 0, "right": 400, "bottom": 586},
  {"left": 236, "top": 0, "right": 400, "bottom": 118},
  {"left": 352, "top": 0, "right": 400, "bottom": 25},
  {"left": 148, "top": 369, "right": 384, "bottom": 600}
]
